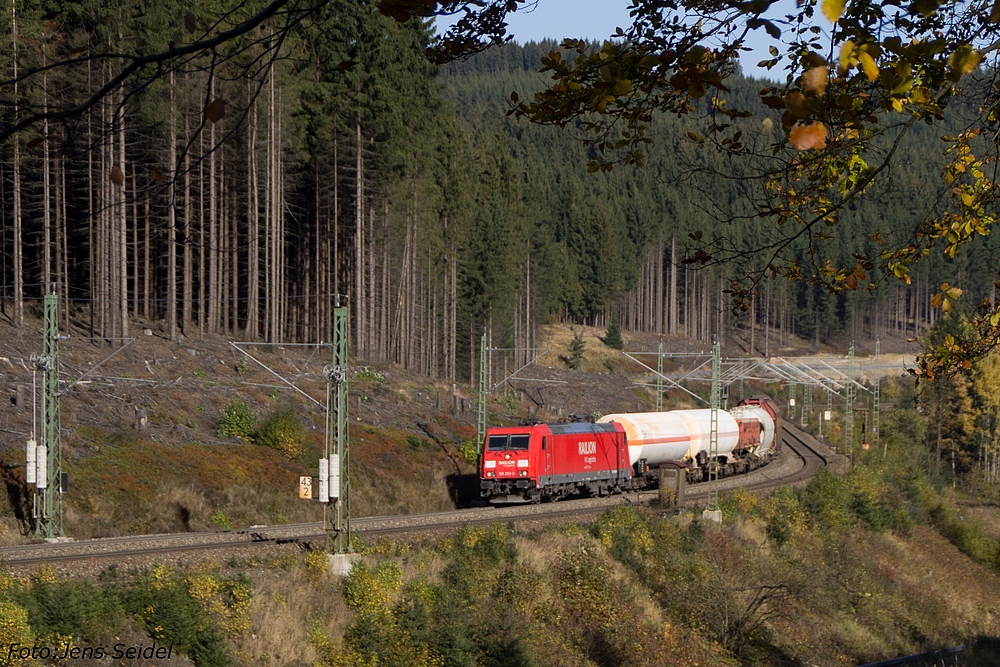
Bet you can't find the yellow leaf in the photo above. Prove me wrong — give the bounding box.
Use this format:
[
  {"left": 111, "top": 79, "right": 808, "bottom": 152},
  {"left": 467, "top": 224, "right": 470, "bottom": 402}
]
[
  {"left": 931, "top": 293, "right": 943, "bottom": 309},
  {"left": 910, "top": 87, "right": 931, "bottom": 104},
  {"left": 946, "top": 286, "right": 963, "bottom": 299},
  {"left": 992, "top": 0, "right": 1000, "bottom": 22},
  {"left": 613, "top": 79, "right": 633, "bottom": 96},
  {"left": 857, "top": 51, "right": 878, "bottom": 81},
  {"left": 948, "top": 45, "right": 982, "bottom": 79},
  {"left": 822, "top": 0, "right": 846, "bottom": 22},
  {"left": 942, "top": 299, "right": 953, "bottom": 312},
  {"left": 789, "top": 122, "right": 828, "bottom": 150},
  {"left": 838, "top": 40, "right": 856, "bottom": 69},
  {"left": 802, "top": 66, "right": 828, "bottom": 96}
]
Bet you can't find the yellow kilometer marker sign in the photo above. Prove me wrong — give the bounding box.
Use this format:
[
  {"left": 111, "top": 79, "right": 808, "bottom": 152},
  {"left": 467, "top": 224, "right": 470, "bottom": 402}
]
[{"left": 299, "top": 476, "right": 313, "bottom": 500}]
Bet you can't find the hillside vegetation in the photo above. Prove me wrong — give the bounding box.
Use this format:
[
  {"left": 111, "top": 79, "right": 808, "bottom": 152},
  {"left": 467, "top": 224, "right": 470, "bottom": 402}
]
[
  {"left": 1, "top": 317, "right": 1000, "bottom": 665},
  {"left": 2, "top": 459, "right": 999, "bottom": 667}
]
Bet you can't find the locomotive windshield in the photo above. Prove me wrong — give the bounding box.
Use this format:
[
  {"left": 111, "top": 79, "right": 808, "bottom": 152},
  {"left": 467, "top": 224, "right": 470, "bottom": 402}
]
[
  {"left": 509, "top": 435, "right": 529, "bottom": 450},
  {"left": 486, "top": 434, "right": 531, "bottom": 451}
]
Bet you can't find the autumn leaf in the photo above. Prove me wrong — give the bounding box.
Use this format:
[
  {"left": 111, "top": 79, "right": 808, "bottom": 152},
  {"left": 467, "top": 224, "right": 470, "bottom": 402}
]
[
  {"left": 802, "top": 66, "right": 828, "bottom": 96},
  {"left": 822, "top": 0, "right": 846, "bottom": 22},
  {"left": 205, "top": 99, "right": 226, "bottom": 123},
  {"left": 184, "top": 12, "right": 196, "bottom": 34},
  {"left": 948, "top": 45, "right": 981, "bottom": 80},
  {"left": 110, "top": 165, "right": 124, "bottom": 185},
  {"left": 789, "top": 122, "right": 828, "bottom": 150},
  {"left": 857, "top": 51, "right": 879, "bottom": 81},
  {"left": 838, "top": 40, "right": 856, "bottom": 69}
]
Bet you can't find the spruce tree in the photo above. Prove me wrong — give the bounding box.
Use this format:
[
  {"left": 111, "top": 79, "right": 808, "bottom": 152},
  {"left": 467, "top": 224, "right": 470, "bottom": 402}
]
[
  {"left": 566, "top": 328, "right": 586, "bottom": 369},
  {"left": 603, "top": 316, "right": 624, "bottom": 350}
]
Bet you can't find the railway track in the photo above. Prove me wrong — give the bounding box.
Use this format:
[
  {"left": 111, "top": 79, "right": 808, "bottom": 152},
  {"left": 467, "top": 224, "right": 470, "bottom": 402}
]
[{"left": 0, "top": 425, "right": 831, "bottom": 568}]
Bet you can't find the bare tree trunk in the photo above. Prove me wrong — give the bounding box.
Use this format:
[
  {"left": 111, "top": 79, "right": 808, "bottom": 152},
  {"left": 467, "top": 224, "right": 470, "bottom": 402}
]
[
  {"left": 42, "top": 110, "right": 52, "bottom": 295},
  {"left": 11, "top": 0, "right": 22, "bottom": 327},
  {"left": 198, "top": 129, "right": 205, "bottom": 335},
  {"left": 209, "top": 78, "right": 218, "bottom": 335},
  {"left": 669, "top": 237, "right": 678, "bottom": 335},
  {"left": 450, "top": 239, "right": 457, "bottom": 382},
  {"left": 117, "top": 90, "right": 129, "bottom": 338},
  {"left": 333, "top": 138, "right": 338, "bottom": 297},
  {"left": 380, "top": 207, "right": 389, "bottom": 359},
  {"left": 656, "top": 238, "right": 664, "bottom": 333},
  {"left": 59, "top": 155, "right": 69, "bottom": 330},
  {"left": 182, "top": 110, "right": 193, "bottom": 335},
  {"left": 143, "top": 194, "right": 150, "bottom": 320},
  {"left": 87, "top": 62, "right": 94, "bottom": 334},
  {"left": 246, "top": 87, "right": 259, "bottom": 338},
  {"left": 354, "top": 120, "right": 364, "bottom": 357},
  {"left": 167, "top": 72, "right": 178, "bottom": 341},
  {"left": 230, "top": 159, "right": 239, "bottom": 335},
  {"left": 130, "top": 169, "right": 139, "bottom": 319}
]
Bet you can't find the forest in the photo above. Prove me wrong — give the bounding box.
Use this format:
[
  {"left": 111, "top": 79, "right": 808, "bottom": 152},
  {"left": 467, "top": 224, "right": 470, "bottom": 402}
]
[{"left": 2, "top": 0, "right": 999, "bottom": 386}]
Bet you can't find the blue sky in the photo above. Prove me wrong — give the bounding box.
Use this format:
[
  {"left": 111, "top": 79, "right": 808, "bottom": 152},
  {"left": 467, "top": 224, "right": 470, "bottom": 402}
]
[{"left": 434, "top": 0, "right": 800, "bottom": 81}]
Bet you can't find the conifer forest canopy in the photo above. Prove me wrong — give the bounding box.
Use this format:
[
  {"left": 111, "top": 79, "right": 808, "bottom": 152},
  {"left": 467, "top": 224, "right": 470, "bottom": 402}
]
[{"left": 2, "top": 0, "right": 1000, "bottom": 380}]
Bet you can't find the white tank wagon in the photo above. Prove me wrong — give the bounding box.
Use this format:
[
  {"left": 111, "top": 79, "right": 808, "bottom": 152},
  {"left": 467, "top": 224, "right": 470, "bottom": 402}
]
[
  {"left": 597, "top": 397, "right": 782, "bottom": 482},
  {"left": 597, "top": 409, "right": 740, "bottom": 467},
  {"left": 728, "top": 403, "right": 778, "bottom": 457}
]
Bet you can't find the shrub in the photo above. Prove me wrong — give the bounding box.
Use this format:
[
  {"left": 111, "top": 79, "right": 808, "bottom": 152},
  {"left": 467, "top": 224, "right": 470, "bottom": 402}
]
[
  {"left": 355, "top": 366, "right": 385, "bottom": 383},
  {"left": 591, "top": 506, "right": 653, "bottom": 568},
  {"left": 458, "top": 440, "right": 479, "bottom": 463},
  {"left": 802, "top": 467, "right": 852, "bottom": 532},
  {"left": 128, "top": 567, "right": 232, "bottom": 667},
  {"left": 760, "top": 486, "right": 805, "bottom": 545},
  {"left": 217, "top": 400, "right": 257, "bottom": 440},
  {"left": 0, "top": 601, "right": 34, "bottom": 664},
  {"left": 255, "top": 409, "right": 306, "bottom": 459},
  {"left": 211, "top": 509, "right": 234, "bottom": 530}
]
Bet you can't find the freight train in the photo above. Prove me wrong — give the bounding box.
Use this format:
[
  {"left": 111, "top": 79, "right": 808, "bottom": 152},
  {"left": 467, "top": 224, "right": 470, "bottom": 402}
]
[{"left": 479, "top": 397, "right": 781, "bottom": 503}]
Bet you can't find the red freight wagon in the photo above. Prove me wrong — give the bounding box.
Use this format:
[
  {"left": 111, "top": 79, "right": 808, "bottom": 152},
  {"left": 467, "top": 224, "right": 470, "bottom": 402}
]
[{"left": 480, "top": 422, "right": 629, "bottom": 503}]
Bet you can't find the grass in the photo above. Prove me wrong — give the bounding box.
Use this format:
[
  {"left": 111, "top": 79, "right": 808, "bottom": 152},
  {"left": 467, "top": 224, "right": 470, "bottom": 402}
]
[{"left": 57, "top": 418, "right": 474, "bottom": 538}]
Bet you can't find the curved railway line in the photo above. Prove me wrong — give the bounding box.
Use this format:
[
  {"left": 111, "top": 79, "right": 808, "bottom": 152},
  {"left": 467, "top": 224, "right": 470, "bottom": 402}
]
[{"left": 0, "top": 424, "right": 831, "bottom": 568}]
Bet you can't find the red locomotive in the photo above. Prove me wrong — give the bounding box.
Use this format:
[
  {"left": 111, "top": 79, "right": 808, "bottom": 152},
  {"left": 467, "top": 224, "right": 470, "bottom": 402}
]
[{"left": 479, "top": 397, "right": 781, "bottom": 503}]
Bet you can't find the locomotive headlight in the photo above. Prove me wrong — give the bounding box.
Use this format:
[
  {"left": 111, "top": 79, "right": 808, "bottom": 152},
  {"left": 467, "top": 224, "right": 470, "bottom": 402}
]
[
  {"left": 518, "top": 470, "right": 527, "bottom": 477},
  {"left": 486, "top": 471, "right": 495, "bottom": 477}
]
